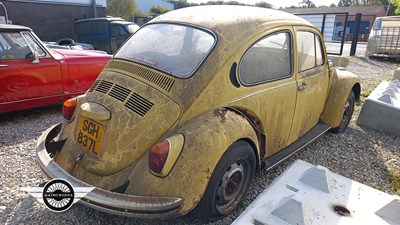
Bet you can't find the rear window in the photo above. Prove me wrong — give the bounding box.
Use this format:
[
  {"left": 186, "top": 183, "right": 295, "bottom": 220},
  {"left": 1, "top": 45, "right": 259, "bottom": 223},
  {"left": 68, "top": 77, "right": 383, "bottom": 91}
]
[
  {"left": 115, "top": 23, "right": 216, "bottom": 78},
  {"left": 75, "top": 21, "right": 108, "bottom": 35}
]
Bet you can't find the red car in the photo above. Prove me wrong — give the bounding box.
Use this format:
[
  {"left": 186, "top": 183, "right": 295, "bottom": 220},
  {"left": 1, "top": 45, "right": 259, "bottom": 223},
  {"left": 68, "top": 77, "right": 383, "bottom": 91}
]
[{"left": 0, "top": 24, "right": 112, "bottom": 114}]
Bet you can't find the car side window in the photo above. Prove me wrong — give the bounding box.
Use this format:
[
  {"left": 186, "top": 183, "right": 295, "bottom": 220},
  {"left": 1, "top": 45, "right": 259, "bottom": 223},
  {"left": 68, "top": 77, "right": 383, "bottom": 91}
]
[
  {"left": 0, "top": 35, "right": 11, "bottom": 51},
  {"left": 0, "top": 32, "right": 31, "bottom": 60},
  {"left": 111, "top": 24, "right": 128, "bottom": 37},
  {"left": 297, "top": 31, "right": 325, "bottom": 72},
  {"left": 239, "top": 31, "right": 292, "bottom": 86},
  {"left": 22, "top": 32, "right": 46, "bottom": 57}
]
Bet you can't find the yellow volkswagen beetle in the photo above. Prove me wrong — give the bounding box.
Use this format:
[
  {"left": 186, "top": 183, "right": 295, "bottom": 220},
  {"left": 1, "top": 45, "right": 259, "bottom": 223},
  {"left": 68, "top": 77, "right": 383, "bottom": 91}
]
[{"left": 36, "top": 5, "right": 360, "bottom": 222}]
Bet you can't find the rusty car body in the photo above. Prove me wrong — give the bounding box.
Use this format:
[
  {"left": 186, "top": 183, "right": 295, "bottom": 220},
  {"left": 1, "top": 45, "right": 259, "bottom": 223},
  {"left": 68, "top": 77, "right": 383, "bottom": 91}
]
[{"left": 35, "top": 6, "right": 360, "bottom": 221}]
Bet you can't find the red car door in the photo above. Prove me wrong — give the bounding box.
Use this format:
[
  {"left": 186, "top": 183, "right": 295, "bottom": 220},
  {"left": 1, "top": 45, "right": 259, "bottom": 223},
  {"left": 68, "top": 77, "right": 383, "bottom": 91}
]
[{"left": 0, "top": 31, "right": 63, "bottom": 102}]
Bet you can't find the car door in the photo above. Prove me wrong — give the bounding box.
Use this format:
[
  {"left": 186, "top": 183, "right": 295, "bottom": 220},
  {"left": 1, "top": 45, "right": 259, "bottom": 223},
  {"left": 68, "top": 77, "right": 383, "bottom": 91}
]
[
  {"left": 0, "top": 31, "right": 63, "bottom": 102},
  {"left": 287, "top": 27, "right": 330, "bottom": 144},
  {"left": 110, "top": 24, "right": 131, "bottom": 53},
  {"left": 229, "top": 28, "right": 298, "bottom": 156}
]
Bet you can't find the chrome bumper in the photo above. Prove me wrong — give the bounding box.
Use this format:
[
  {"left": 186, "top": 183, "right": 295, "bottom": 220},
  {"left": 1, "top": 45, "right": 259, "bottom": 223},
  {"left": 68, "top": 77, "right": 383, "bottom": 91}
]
[{"left": 36, "top": 123, "right": 182, "bottom": 218}]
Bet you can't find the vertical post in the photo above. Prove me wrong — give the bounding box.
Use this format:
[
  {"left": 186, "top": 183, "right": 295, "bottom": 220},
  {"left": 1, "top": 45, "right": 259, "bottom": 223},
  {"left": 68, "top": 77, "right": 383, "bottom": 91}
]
[
  {"left": 92, "top": 0, "right": 97, "bottom": 18},
  {"left": 350, "top": 13, "right": 361, "bottom": 56},
  {"left": 321, "top": 14, "right": 326, "bottom": 35},
  {"left": 386, "top": 1, "right": 391, "bottom": 16},
  {"left": 339, "top": 13, "right": 348, "bottom": 56},
  {"left": 0, "top": 2, "right": 9, "bottom": 24}
]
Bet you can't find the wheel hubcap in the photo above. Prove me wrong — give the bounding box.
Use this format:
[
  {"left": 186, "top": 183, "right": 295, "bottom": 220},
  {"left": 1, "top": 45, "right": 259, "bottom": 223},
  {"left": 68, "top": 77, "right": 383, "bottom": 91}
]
[
  {"left": 340, "top": 101, "right": 351, "bottom": 128},
  {"left": 216, "top": 162, "right": 245, "bottom": 208}
]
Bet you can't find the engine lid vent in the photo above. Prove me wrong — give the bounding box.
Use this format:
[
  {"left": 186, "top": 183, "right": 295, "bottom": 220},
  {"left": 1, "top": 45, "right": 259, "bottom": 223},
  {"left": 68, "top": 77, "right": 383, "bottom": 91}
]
[
  {"left": 124, "top": 93, "right": 154, "bottom": 117},
  {"left": 106, "top": 60, "right": 175, "bottom": 92},
  {"left": 96, "top": 80, "right": 113, "bottom": 94},
  {"left": 109, "top": 84, "right": 131, "bottom": 102},
  {"left": 88, "top": 79, "right": 154, "bottom": 117},
  {"left": 88, "top": 80, "right": 100, "bottom": 93}
]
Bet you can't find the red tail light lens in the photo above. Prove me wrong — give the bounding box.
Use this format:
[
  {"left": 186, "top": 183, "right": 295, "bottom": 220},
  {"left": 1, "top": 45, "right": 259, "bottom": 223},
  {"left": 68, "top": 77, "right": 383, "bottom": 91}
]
[
  {"left": 62, "top": 98, "right": 77, "bottom": 121},
  {"left": 148, "top": 140, "right": 170, "bottom": 174}
]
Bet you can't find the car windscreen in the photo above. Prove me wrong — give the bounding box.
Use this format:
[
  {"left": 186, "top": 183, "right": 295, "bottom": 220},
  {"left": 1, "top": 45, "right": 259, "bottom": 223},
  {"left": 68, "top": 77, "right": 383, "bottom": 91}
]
[
  {"left": 115, "top": 23, "right": 216, "bottom": 78},
  {"left": 125, "top": 24, "right": 140, "bottom": 33},
  {"left": 372, "top": 18, "right": 382, "bottom": 30}
]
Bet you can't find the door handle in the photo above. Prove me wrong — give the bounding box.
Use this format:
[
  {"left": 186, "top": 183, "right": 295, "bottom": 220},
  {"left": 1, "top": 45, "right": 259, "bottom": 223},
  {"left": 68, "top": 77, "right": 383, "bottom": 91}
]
[
  {"left": 298, "top": 82, "right": 308, "bottom": 91},
  {"left": 0, "top": 64, "right": 8, "bottom": 68}
]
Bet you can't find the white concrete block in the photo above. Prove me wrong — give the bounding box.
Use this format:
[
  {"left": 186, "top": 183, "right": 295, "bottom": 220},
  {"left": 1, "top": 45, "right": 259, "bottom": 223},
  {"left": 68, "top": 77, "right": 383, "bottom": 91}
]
[
  {"left": 356, "top": 80, "right": 400, "bottom": 136},
  {"left": 375, "top": 199, "right": 400, "bottom": 224},
  {"left": 299, "top": 165, "right": 336, "bottom": 193},
  {"left": 393, "top": 67, "right": 400, "bottom": 80},
  {"left": 232, "top": 160, "right": 400, "bottom": 225}
]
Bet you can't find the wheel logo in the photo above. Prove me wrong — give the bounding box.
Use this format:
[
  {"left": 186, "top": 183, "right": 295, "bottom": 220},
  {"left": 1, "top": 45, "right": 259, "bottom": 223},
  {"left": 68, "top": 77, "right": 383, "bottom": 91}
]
[{"left": 42, "top": 179, "right": 75, "bottom": 212}]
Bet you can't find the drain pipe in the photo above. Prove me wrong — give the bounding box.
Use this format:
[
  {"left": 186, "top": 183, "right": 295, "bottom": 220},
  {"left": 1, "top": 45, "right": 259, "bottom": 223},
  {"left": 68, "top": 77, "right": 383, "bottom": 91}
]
[
  {"left": 92, "top": 0, "right": 97, "bottom": 18},
  {"left": 386, "top": 1, "right": 391, "bottom": 16},
  {"left": 0, "top": 2, "right": 9, "bottom": 24}
]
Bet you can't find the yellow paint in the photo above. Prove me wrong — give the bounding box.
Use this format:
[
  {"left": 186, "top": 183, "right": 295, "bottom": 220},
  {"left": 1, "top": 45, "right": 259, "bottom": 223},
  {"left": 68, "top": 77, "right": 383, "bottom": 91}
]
[
  {"left": 154, "top": 134, "right": 185, "bottom": 177},
  {"left": 320, "top": 69, "right": 360, "bottom": 127},
  {"left": 48, "top": 6, "right": 361, "bottom": 217}
]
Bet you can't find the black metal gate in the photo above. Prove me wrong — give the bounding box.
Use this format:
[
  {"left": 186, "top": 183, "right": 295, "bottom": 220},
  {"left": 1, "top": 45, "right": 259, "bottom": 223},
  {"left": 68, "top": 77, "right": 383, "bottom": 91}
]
[{"left": 294, "top": 12, "right": 349, "bottom": 56}]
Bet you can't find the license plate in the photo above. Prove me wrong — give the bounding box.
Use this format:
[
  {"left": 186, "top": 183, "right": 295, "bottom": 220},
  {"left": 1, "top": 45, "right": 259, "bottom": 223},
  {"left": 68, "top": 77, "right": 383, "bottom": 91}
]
[{"left": 76, "top": 117, "right": 105, "bottom": 156}]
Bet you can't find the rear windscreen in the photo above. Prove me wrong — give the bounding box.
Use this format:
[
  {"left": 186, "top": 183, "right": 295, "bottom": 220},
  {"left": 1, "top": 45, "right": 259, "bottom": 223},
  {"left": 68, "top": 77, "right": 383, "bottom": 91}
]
[{"left": 115, "top": 23, "right": 216, "bottom": 78}]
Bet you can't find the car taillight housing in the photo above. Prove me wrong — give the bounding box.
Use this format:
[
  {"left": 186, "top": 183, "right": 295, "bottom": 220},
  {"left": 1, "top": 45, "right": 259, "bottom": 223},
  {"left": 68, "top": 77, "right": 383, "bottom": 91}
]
[
  {"left": 148, "top": 140, "right": 170, "bottom": 174},
  {"left": 62, "top": 97, "right": 77, "bottom": 121}
]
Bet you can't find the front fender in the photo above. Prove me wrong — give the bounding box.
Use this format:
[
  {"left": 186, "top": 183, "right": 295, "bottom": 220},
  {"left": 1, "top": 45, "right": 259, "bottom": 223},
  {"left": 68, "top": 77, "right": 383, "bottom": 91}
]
[
  {"left": 125, "top": 108, "right": 259, "bottom": 215},
  {"left": 321, "top": 69, "right": 360, "bottom": 127}
]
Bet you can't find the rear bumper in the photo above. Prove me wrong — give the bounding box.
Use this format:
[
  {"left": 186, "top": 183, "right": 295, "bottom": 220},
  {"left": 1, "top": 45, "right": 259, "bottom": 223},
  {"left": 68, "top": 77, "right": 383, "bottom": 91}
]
[{"left": 35, "top": 123, "right": 182, "bottom": 218}]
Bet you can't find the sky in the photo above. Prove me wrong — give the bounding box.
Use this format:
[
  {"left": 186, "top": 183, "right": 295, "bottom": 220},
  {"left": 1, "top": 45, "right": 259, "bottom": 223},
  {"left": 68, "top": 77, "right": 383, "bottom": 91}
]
[{"left": 187, "top": 0, "right": 338, "bottom": 9}]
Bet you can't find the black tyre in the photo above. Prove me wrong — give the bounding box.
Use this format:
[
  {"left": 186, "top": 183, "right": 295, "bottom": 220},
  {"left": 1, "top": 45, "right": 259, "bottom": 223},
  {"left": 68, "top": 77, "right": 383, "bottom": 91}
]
[
  {"left": 331, "top": 91, "right": 355, "bottom": 134},
  {"left": 56, "top": 38, "right": 75, "bottom": 46},
  {"left": 193, "top": 141, "right": 256, "bottom": 222}
]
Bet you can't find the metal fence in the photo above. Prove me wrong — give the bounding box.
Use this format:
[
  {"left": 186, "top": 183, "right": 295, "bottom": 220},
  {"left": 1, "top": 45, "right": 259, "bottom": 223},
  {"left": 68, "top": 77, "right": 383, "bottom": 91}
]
[
  {"left": 375, "top": 27, "right": 400, "bottom": 56},
  {"left": 294, "top": 13, "right": 349, "bottom": 55}
]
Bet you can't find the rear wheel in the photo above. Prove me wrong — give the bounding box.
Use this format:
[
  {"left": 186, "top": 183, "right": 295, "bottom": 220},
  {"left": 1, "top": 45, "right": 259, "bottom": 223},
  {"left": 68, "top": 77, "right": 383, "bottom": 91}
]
[
  {"left": 331, "top": 91, "right": 355, "bottom": 133},
  {"left": 193, "top": 141, "right": 256, "bottom": 222}
]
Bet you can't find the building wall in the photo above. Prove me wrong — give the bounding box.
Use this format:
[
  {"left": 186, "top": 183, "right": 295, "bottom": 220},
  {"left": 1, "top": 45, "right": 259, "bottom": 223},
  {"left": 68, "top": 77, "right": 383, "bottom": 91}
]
[
  {"left": 284, "top": 6, "right": 386, "bottom": 41},
  {"left": 298, "top": 14, "right": 335, "bottom": 42},
  {"left": 0, "top": 1, "right": 106, "bottom": 41}
]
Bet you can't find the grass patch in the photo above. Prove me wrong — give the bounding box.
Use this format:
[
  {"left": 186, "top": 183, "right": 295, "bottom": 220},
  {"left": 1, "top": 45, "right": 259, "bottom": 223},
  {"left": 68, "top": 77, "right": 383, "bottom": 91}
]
[
  {"left": 354, "top": 76, "right": 393, "bottom": 113},
  {"left": 389, "top": 170, "right": 400, "bottom": 195},
  {"left": 354, "top": 80, "right": 379, "bottom": 113}
]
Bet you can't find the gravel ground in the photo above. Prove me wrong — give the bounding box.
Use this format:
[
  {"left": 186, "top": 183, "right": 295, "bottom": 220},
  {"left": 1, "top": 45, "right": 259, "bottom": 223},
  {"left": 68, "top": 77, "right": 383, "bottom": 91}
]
[{"left": 1, "top": 56, "right": 400, "bottom": 225}]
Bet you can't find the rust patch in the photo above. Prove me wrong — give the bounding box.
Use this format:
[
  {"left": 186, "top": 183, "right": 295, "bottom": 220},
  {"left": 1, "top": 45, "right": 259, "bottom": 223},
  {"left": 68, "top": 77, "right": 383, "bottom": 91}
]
[{"left": 213, "top": 109, "right": 228, "bottom": 123}]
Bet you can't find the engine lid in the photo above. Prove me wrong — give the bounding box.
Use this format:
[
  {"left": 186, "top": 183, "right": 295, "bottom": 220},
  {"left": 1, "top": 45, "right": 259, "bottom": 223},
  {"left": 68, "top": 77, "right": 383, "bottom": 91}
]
[{"left": 67, "top": 70, "right": 181, "bottom": 176}]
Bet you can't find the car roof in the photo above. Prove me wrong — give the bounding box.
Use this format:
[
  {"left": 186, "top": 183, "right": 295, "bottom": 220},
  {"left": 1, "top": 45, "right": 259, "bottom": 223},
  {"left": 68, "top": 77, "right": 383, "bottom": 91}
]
[
  {"left": 378, "top": 16, "right": 400, "bottom": 21},
  {"left": 150, "top": 5, "right": 312, "bottom": 34},
  {"left": 110, "top": 21, "right": 136, "bottom": 25},
  {"left": 0, "top": 24, "right": 32, "bottom": 32},
  {"left": 75, "top": 17, "right": 126, "bottom": 24}
]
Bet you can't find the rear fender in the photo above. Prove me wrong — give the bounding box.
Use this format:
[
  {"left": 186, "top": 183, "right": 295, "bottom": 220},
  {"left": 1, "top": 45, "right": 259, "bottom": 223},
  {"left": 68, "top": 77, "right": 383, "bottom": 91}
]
[
  {"left": 321, "top": 69, "right": 360, "bottom": 127},
  {"left": 125, "top": 108, "right": 259, "bottom": 215}
]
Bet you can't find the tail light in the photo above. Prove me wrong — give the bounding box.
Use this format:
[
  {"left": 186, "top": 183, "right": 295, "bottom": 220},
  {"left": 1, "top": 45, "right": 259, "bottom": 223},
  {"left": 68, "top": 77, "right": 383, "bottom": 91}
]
[
  {"left": 148, "top": 140, "right": 170, "bottom": 174},
  {"left": 62, "top": 97, "right": 77, "bottom": 121},
  {"left": 148, "top": 134, "right": 184, "bottom": 177}
]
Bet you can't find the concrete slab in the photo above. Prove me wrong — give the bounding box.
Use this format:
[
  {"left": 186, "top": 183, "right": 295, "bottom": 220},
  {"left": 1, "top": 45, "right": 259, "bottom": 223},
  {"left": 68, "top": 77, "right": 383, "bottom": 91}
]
[
  {"left": 356, "top": 80, "right": 400, "bottom": 137},
  {"left": 393, "top": 68, "right": 400, "bottom": 80},
  {"left": 232, "top": 160, "right": 400, "bottom": 225}
]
